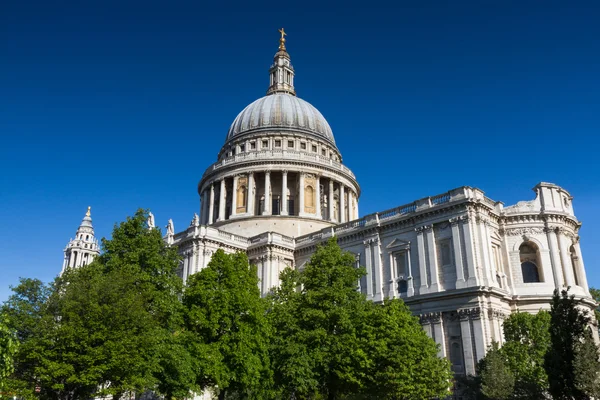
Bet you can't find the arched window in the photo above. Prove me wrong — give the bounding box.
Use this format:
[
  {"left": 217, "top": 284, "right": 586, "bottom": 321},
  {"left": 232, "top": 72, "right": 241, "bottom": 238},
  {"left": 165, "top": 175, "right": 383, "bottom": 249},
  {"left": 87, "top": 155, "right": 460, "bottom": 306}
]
[
  {"left": 570, "top": 245, "right": 580, "bottom": 286},
  {"left": 86, "top": 235, "right": 89, "bottom": 241},
  {"left": 520, "top": 243, "right": 542, "bottom": 283}
]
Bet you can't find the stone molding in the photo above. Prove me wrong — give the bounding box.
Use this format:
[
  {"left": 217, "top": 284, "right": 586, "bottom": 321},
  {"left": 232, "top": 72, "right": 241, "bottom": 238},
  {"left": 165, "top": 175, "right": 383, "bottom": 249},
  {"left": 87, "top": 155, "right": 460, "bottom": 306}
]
[
  {"left": 458, "top": 307, "right": 482, "bottom": 321},
  {"left": 419, "top": 312, "right": 442, "bottom": 324},
  {"left": 504, "top": 227, "right": 544, "bottom": 236}
]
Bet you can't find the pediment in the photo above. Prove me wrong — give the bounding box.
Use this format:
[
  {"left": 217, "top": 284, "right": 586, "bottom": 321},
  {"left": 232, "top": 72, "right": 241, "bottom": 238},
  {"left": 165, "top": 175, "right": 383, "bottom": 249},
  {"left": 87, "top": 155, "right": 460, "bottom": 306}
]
[{"left": 386, "top": 238, "right": 410, "bottom": 249}]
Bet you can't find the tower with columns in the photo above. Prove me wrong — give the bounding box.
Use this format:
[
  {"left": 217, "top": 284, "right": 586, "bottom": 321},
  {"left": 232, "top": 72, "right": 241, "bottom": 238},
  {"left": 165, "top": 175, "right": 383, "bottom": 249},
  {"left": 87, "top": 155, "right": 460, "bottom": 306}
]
[{"left": 62, "top": 207, "right": 100, "bottom": 274}]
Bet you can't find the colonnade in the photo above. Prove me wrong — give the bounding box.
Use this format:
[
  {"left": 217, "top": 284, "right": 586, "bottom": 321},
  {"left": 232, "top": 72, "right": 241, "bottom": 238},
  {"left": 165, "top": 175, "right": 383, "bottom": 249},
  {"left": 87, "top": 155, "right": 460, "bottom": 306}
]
[{"left": 200, "top": 170, "right": 358, "bottom": 225}]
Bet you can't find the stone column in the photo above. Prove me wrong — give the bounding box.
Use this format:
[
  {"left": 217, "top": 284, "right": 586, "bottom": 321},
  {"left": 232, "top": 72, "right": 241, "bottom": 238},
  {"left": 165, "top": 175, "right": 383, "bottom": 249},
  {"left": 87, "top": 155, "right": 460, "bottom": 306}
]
[
  {"left": 432, "top": 314, "right": 446, "bottom": 358},
  {"left": 547, "top": 227, "right": 565, "bottom": 288},
  {"left": 573, "top": 238, "right": 589, "bottom": 293},
  {"left": 299, "top": 173, "right": 305, "bottom": 216},
  {"left": 182, "top": 253, "right": 189, "bottom": 285},
  {"left": 373, "top": 237, "right": 383, "bottom": 302},
  {"left": 451, "top": 218, "right": 466, "bottom": 288},
  {"left": 200, "top": 190, "right": 206, "bottom": 224},
  {"left": 340, "top": 183, "right": 346, "bottom": 223},
  {"left": 416, "top": 226, "right": 428, "bottom": 294},
  {"left": 208, "top": 183, "right": 215, "bottom": 225},
  {"left": 425, "top": 225, "right": 440, "bottom": 292},
  {"left": 316, "top": 175, "right": 321, "bottom": 218},
  {"left": 459, "top": 312, "right": 476, "bottom": 376},
  {"left": 248, "top": 172, "right": 255, "bottom": 216},
  {"left": 471, "top": 311, "right": 486, "bottom": 362},
  {"left": 364, "top": 240, "right": 373, "bottom": 298},
  {"left": 263, "top": 171, "right": 271, "bottom": 216},
  {"left": 388, "top": 252, "right": 398, "bottom": 299},
  {"left": 479, "top": 219, "right": 494, "bottom": 286},
  {"left": 231, "top": 175, "right": 239, "bottom": 218},
  {"left": 329, "top": 179, "right": 335, "bottom": 222},
  {"left": 461, "top": 215, "right": 478, "bottom": 286},
  {"left": 281, "top": 170, "right": 288, "bottom": 216},
  {"left": 406, "top": 248, "right": 415, "bottom": 296},
  {"left": 557, "top": 229, "right": 575, "bottom": 287},
  {"left": 217, "top": 179, "right": 226, "bottom": 222}
]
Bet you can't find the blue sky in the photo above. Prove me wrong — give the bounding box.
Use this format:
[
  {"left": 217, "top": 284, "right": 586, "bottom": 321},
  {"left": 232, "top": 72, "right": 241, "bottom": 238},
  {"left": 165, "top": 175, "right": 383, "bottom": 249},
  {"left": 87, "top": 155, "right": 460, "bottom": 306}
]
[{"left": 1, "top": 1, "right": 599, "bottom": 301}]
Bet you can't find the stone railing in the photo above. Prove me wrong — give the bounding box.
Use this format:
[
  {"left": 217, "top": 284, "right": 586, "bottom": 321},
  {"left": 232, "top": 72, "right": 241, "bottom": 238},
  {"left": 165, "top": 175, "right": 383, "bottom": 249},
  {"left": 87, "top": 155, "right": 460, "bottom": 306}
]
[
  {"left": 247, "top": 231, "right": 296, "bottom": 248},
  {"left": 173, "top": 225, "right": 251, "bottom": 248},
  {"left": 296, "top": 187, "right": 474, "bottom": 247},
  {"left": 202, "top": 149, "right": 356, "bottom": 180}
]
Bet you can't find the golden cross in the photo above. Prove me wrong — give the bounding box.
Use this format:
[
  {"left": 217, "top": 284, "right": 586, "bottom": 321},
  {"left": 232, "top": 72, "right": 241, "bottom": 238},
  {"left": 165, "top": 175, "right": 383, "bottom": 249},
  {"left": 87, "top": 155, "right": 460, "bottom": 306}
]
[
  {"left": 86, "top": 206, "right": 91, "bottom": 217},
  {"left": 279, "top": 28, "right": 286, "bottom": 39}
]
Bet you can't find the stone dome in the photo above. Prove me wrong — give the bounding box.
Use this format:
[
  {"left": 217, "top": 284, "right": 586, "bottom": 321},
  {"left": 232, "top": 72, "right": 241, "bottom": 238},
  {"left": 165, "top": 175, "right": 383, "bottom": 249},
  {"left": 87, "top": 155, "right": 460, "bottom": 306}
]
[{"left": 226, "top": 93, "right": 336, "bottom": 145}]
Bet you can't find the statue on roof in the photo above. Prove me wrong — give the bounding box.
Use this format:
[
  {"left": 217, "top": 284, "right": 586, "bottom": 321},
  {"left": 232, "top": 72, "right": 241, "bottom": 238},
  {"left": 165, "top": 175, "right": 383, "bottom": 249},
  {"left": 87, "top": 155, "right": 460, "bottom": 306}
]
[
  {"left": 191, "top": 213, "right": 199, "bottom": 227},
  {"left": 167, "top": 219, "right": 174, "bottom": 236},
  {"left": 147, "top": 212, "right": 155, "bottom": 229}
]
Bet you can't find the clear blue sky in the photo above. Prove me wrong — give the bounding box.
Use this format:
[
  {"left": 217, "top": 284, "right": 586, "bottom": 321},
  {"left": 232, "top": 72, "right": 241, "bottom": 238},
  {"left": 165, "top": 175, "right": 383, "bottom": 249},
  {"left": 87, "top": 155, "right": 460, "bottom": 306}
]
[{"left": 1, "top": 1, "right": 599, "bottom": 301}]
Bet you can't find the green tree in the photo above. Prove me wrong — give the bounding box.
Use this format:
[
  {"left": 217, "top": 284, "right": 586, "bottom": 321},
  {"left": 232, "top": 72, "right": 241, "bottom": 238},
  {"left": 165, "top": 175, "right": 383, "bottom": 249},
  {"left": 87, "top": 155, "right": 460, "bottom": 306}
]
[
  {"left": 269, "top": 238, "right": 451, "bottom": 399},
  {"left": 478, "top": 342, "right": 514, "bottom": 400},
  {"left": 1, "top": 278, "right": 53, "bottom": 399},
  {"left": 183, "top": 250, "right": 272, "bottom": 400},
  {"left": 545, "top": 288, "right": 599, "bottom": 400},
  {"left": 361, "top": 299, "right": 452, "bottom": 399},
  {"left": 573, "top": 327, "right": 600, "bottom": 398},
  {"left": 1, "top": 210, "right": 194, "bottom": 400},
  {"left": 501, "top": 311, "right": 551, "bottom": 398},
  {"left": 0, "top": 314, "right": 18, "bottom": 390},
  {"left": 92, "top": 209, "right": 192, "bottom": 399}
]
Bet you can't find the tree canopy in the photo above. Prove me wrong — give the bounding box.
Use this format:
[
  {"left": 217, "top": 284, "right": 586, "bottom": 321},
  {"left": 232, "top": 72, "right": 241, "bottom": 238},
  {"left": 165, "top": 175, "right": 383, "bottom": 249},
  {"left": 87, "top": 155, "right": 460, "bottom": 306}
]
[
  {"left": 1, "top": 210, "right": 192, "bottom": 400},
  {"left": 269, "top": 238, "right": 452, "bottom": 400},
  {"left": 472, "top": 288, "right": 600, "bottom": 400},
  {"left": 183, "top": 249, "right": 272, "bottom": 400}
]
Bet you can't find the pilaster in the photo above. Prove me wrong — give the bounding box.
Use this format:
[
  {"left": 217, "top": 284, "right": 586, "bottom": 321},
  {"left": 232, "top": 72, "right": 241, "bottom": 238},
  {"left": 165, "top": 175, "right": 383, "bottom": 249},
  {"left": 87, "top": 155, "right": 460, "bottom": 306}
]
[
  {"left": 263, "top": 171, "right": 271, "bottom": 216},
  {"left": 208, "top": 183, "right": 215, "bottom": 224},
  {"left": 546, "top": 227, "right": 565, "bottom": 288},
  {"left": 416, "top": 226, "right": 428, "bottom": 294},
  {"left": 281, "top": 170, "right": 288, "bottom": 215},
  {"left": 424, "top": 225, "right": 440, "bottom": 292},
  {"left": 329, "top": 179, "right": 335, "bottom": 222}
]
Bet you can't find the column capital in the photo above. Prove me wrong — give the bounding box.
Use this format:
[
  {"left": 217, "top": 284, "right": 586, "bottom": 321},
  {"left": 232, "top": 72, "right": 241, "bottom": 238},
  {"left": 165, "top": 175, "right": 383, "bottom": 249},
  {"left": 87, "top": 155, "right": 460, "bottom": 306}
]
[{"left": 281, "top": 169, "right": 288, "bottom": 175}]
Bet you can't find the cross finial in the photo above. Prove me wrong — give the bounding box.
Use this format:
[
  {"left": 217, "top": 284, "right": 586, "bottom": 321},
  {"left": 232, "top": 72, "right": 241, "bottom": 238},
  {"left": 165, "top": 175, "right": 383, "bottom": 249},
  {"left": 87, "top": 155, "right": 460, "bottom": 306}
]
[
  {"left": 86, "top": 206, "right": 91, "bottom": 217},
  {"left": 278, "top": 28, "right": 287, "bottom": 51}
]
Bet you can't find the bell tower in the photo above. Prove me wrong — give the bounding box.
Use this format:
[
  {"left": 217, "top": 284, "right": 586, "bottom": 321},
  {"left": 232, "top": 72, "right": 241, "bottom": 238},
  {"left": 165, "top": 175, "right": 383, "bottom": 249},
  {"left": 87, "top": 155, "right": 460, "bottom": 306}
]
[
  {"left": 61, "top": 207, "right": 100, "bottom": 274},
  {"left": 266, "top": 28, "right": 296, "bottom": 96}
]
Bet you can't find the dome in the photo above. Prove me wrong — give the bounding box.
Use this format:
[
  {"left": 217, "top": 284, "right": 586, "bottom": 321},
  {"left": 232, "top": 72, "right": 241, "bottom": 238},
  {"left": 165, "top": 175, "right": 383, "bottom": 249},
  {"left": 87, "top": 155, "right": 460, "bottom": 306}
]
[{"left": 226, "top": 93, "right": 336, "bottom": 145}]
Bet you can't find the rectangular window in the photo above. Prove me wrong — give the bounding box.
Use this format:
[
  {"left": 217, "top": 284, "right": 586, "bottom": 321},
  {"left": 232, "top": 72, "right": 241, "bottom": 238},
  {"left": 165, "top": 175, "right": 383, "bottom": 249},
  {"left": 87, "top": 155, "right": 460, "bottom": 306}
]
[
  {"left": 275, "top": 139, "right": 281, "bottom": 147},
  {"left": 301, "top": 142, "right": 307, "bottom": 150},
  {"left": 250, "top": 141, "right": 256, "bottom": 150},
  {"left": 288, "top": 140, "right": 294, "bottom": 148},
  {"left": 321, "top": 149, "right": 326, "bottom": 156},
  {"left": 312, "top": 144, "right": 317, "bottom": 152},
  {"left": 262, "top": 140, "right": 269, "bottom": 149},
  {"left": 395, "top": 252, "right": 407, "bottom": 278},
  {"left": 239, "top": 144, "right": 245, "bottom": 152}
]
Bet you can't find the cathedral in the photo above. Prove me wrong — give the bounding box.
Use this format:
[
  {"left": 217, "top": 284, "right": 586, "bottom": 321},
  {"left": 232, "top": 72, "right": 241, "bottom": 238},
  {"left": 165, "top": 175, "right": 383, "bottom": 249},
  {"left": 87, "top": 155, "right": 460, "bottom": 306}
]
[{"left": 62, "top": 31, "right": 596, "bottom": 378}]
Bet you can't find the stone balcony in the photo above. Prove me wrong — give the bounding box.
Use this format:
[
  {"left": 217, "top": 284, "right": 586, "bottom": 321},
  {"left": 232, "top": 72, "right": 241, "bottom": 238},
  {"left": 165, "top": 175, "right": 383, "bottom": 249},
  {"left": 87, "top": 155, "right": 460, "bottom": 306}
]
[{"left": 201, "top": 149, "right": 357, "bottom": 180}]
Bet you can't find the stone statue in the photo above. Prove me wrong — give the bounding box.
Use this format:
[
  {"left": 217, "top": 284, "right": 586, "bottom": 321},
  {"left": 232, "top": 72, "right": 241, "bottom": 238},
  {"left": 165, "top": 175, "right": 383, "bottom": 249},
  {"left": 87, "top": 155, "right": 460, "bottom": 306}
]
[
  {"left": 191, "top": 213, "right": 199, "bottom": 226},
  {"left": 147, "top": 212, "right": 155, "bottom": 229},
  {"left": 167, "top": 219, "right": 174, "bottom": 236}
]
